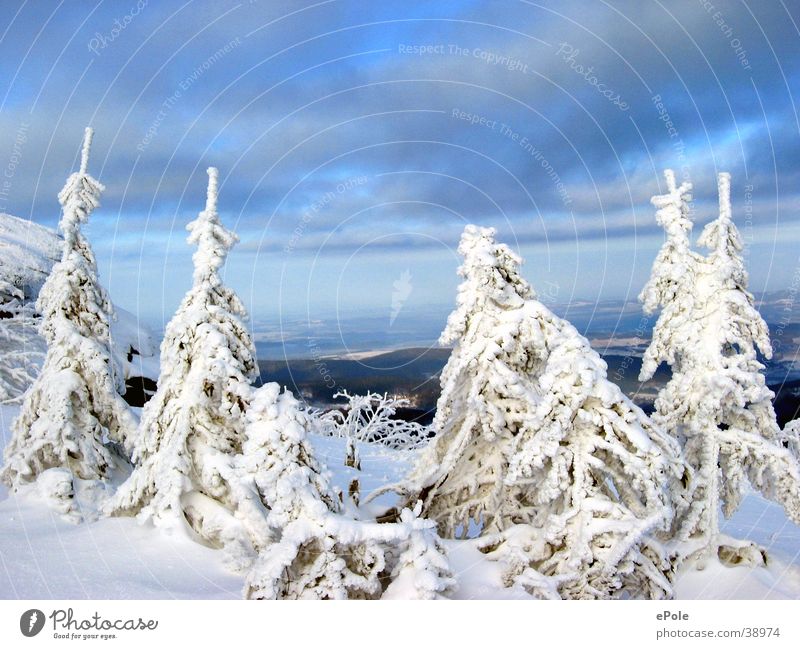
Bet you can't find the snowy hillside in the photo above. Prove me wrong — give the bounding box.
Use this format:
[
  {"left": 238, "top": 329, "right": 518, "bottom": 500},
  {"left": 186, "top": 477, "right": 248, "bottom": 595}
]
[
  {"left": 0, "top": 402, "right": 798, "bottom": 599},
  {"left": 0, "top": 212, "right": 158, "bottom": 403},
  {"left": 0, "top": 212, "right": 61, "bottom": 302},
  {"left": 110, "top": 306, "right": 159, "bottom": 384}
]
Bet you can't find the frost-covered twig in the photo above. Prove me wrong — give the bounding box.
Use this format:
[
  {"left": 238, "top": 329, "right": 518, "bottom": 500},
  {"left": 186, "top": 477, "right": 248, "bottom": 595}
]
[{"left": 310, "top": 390, "right": 432, "bottom": 450}]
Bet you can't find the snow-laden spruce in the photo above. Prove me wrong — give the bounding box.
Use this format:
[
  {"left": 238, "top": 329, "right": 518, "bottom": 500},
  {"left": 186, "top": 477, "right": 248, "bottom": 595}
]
[
  {"left": 640, "top": 171, "right": 800, "bottom": 553},
  {"left": 107, "top": 168, "right": 259, "bottom": 546},
  {"left": 382, "top": 502, "right": 456, "bottom": 600},
  {"left": 240, "top": 384, "right": 457, "bottom": 600},
  {"left": 638, "top": 170, "right": 701, "bottom": 383},
  {"left": 242, "top": 384, "right": 386, "bottom": 599},
  {"left": 1, "top": 128, "right": 135, "bottom": 491},
  {"left": 398, "top": 225, "right": 679, "bottom": 599}
]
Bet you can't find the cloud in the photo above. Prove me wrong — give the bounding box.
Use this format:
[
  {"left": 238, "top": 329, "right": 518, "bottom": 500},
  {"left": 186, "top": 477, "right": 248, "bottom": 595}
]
[{"left": 1, "top": 0, "right": 798, "bottom": 322}]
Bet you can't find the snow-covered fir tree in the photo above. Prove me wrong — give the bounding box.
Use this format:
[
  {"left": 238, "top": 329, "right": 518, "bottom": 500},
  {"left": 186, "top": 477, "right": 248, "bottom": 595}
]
[
  {"left": 107, "top": 168, "right": 258, "bottom": 544},
  {"left": 400, "top": 225, "right": 680, "bottom": 599},
  {"left": 1, "top": 128, "right": 135, "bottom": 490},
  {"left": 638, "top": 170, "right": 701, "bottom": 382},
  {"left": 240, "top": 384, "right": 458, "bottom": 599},
  {"left": 382, "top": 502, "right": 455, "bottom": 600},
  {"left": 242, "top": 383, "right": 387, "bottom": 600},
  {"left": 640, "top": 171, "right": 800, "bottom": 553}
]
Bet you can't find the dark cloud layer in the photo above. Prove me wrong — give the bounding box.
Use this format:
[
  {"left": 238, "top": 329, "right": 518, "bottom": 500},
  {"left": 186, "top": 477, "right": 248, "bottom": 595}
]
[{"left": 0, "top": 0, "right": 798, "bottom": 325}]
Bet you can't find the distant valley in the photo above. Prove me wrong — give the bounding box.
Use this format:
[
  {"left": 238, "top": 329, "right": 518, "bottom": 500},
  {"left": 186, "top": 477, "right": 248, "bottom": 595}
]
[{"left": 258, "top": 337, "right": 800, "bottom": 428}]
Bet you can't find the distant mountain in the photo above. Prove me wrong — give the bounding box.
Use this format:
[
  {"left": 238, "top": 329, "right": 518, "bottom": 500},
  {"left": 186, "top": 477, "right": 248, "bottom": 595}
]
[
  {"left": 259, "top": 347, "right": 800, "bottom": 427},
  {"left": 259, "top": 346, "right": 449, "bottom": 414}
]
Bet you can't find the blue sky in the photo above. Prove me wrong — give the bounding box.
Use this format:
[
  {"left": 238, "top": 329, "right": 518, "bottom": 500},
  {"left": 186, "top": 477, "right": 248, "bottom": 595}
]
[{"left": 1, "top": 0, "right": 799, "bottom": 340}]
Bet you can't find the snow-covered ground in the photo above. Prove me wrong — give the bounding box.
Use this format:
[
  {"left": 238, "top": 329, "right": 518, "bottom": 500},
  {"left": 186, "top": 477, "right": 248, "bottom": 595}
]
[{"left": 0, "top": 402, "right": 798, "bottom": 599}]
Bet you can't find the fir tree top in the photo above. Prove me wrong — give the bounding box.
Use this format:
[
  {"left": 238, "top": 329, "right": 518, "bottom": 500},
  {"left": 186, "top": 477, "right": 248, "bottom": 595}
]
[
  {"left": 441, "top": 225, "right": 533, "bottom": 345},
  {"left": 187, "top": 167, "right": 238, "bottom": 288},
  {"left": 56, "top": 127, "right": 104, "bottom": 254}
]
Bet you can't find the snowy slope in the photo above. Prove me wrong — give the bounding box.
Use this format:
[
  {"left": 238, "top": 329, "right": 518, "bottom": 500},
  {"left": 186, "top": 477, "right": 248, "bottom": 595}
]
[
  {"left": 0, "top": 213, "right": 61, "bottom": 301},
  {"left": 0, "top": 401, "right": 798, "bottom": 600},
  {"left": 0, "top": 213, "right": 158, "bottom": 404},
  {"left": 110, "top": 306, "right": 160, "bottom": 382},
  {"left": 0, "top": 214, "right": 60, "bottom": 402}
]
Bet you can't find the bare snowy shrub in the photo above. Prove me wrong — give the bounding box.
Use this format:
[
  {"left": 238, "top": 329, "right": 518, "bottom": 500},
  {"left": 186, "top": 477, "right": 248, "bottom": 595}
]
[
  {"left": 312, "top": 390, "right": 432, "bottom": 450},
  {"left": 344, "top": 433, "right": 361, "bottom": 470}
]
